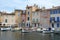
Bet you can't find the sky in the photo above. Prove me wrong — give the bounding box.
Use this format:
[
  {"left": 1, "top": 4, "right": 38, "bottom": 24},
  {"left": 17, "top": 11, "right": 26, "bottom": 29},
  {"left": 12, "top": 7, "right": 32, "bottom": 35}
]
[{"left": 0, "top": 0, "right": 60, "bottom": 13}]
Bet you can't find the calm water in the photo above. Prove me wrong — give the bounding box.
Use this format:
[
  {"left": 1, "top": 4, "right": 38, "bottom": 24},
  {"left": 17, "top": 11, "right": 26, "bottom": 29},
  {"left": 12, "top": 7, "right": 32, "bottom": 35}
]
[{"left": 0, "top": 31, "right": 60, "bottom": 40}]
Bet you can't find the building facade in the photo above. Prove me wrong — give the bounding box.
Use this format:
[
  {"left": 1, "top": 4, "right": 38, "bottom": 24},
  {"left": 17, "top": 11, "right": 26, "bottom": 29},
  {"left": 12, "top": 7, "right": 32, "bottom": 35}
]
[
  {"left": 0, "top": 5, "right": 60, "bottom": 31},
  {"left": 40, "top": 9, "right": 50, "bottom": 29},
  {"left": 26, "top": 6, "right": 32, "bottom": 28},
  {"left": 0, "top": 12, "right": 2, "bottom": 27},
  {"left": 50, "top": 6, "right": 60, "bottom": 31},
  {"left": 0, "top": 12, "right": 16, "bottom": 27},
  {"left": 32, "top": 9, "right": 40, "bottom": 27},
  {"left": 21, "top": 10, "right": 26, "bottom": 28},
  {"left": 15, "top": 10, "right": 22, "bottom": 27},
  {"left": 26, "top": 4, "right": 39, "bottom": 28}
]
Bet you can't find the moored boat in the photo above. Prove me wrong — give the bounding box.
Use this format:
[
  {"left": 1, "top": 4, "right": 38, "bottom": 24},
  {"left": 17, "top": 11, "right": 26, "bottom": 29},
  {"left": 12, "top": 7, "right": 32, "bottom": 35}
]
[
  {"left": 21, "top": 29, "right": 30, "bottom": 33},
  {"left": 1, "top": 27, "right": 11, "bottom": 31},
  {"left": 43, "top": 30, "right": 54, "bottom": 34},
  {"left": 36, "top": 28, "right": 43, "bottom": 33}
]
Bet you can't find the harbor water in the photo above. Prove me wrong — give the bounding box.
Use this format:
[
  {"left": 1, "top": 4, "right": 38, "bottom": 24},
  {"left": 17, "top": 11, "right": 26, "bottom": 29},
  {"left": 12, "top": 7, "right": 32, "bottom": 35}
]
[{"left": 0, "top": 31, "right": 60, "bottom": 40}]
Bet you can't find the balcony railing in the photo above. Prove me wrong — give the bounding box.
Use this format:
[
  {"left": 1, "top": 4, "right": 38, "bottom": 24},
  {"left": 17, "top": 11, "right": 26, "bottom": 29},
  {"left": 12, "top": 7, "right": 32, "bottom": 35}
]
[{"left": 50, "top": 20, "right": 60, "bottom": 23}]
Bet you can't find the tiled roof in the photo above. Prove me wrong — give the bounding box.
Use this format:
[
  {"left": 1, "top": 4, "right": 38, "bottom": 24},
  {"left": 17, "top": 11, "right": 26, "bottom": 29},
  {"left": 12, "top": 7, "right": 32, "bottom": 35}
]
[
  {"left": 0, "top": 12, "right": 15, "bottom": 15},
  {"left": 2, "top": 13, "right": 15, "bottom": 15},
  {"left": 15, "top": 9, "right": 23, "bottom": 11}
]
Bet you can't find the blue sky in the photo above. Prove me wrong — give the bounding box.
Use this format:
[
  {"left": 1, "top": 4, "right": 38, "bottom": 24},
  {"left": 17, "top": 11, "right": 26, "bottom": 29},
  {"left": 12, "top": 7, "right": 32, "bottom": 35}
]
[{"left": 0, "top": 0, "right": 60, "bottom": 13}]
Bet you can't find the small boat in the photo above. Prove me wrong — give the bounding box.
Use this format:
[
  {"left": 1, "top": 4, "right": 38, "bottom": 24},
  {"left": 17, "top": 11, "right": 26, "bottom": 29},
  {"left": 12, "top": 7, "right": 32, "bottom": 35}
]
[
  {"left": 42, "top": 30, "right": 54, "bottom": 34},
  {"left": 10, "top": 27, "right": 22, "bottom": 32},
  {"left": 21, "top": 29, "right": 29, "bottom": 33},
  {"left": 1, "top": 27, "right": 11, "bottom": 31},
  {"left": 36, "top": 28, "right": 43, "bottom": 33}
]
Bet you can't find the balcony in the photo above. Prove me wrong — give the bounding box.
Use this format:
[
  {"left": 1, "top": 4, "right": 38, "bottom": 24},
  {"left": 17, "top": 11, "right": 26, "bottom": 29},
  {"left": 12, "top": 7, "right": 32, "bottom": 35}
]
[{"left": 50, "top": 20, "right": 60, "bottom": 23}]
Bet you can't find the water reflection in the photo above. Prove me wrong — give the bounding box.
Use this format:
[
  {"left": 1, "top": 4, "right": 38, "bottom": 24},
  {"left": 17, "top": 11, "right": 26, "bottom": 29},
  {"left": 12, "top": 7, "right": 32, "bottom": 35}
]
[{"left": 0, "top": 31, "right": 60, "bottom": 40}]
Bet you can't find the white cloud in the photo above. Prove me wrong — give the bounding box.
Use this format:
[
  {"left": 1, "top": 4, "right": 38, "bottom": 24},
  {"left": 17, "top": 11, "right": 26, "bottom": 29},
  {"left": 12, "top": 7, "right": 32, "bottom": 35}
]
[{"left": 0, "top": 0, "right": 60, "bottom": 12}]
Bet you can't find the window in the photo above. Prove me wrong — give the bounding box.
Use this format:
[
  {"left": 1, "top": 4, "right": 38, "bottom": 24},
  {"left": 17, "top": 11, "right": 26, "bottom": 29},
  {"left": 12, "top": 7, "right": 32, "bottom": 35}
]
[
  {"left": 57, "top": 9, "right": 60, "bottom": 14},
  {"left": 55, "top": 10, "right": 57, "bottom": 14},
  {"left": 28, "top": 7, "right": 29, "bottom": 9},
  {"left": 29, "top": 23, "right": 30, "bottom": 27},
  {"left": 57, "top": 23, "right": 59, "bottom": 27},
  {"left": 50, "top": 10, "right": 53, "bottom": 14},
  {"left": 53, "top": 10, "right": 55, "bottom": 14},
  {"left": 52, "top": 23, "right": 54, "bottom": 28},
  {"left": 50, "top": 17, "right": 55, "bottom": 22},
  {"left": 59, "top": 10, "right": 60, "bottom": 13},
  {"left": 27, "top": 23, "right": 28, "bottom": 26},
  {"left": 50, "top": 10, "right": 52, "bottom": 14},
  {"left": 3, "top": 24, "right": 5, "bottom": 26},
  {"left": 5, "top": 19, "right": 7, "bottom": 23},
  {"left": 35, "top": 24, "right": 36, "bottom": 27},
  {"left": 18, "top": 12, "right": 20, "bottom": 16},
  {"left": 50, "top": 10, "right": 58, "bottom": 14},
  {"left": 33, "top": 19, "right": 35, "bottom": 22},
  {"left": 57, "top": 17, "right": 59, "bottom": 22},
  {"left": 28, "top": 12, "right": 30, "bottom": 15},
  {"left": 36, "top": 19, "right": 38, "bottom": 22},
  {"left": 52, "top": 17, "right": 55, "bottom": 21},
  {"left": 27, "top": 23, "right": 30, "bottom": 27},
  {"left": 28, "top": 17, "right": 29, "bottom": 21},
  {"left": 0, "top": 23, "right": 1, "bottom": 26},
  {"left": 53, "top": 10, "right": 57, "bottom": 14},
  {"left": 55, "top": 17, "right": 57, "bottom": 21},
  {"left": 50, "top": 17, "right": 52, "bottom": 22}
]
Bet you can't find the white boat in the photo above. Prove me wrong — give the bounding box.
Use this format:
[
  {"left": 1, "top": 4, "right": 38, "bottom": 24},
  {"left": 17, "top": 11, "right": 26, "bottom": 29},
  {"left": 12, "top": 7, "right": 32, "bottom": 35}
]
[
  {"left": 21, "top": 29, "right": 29, "bottom": 33},
  {"left": 42, "top": 28, "right": 54, "bottom": 33},
  {"left": 1, "top": 28, "right": 11, "bottom": 31},
  {"left": 31, "top": 27, "right": 37, "bottom": 32},
  {"left": 36, "top": 28, "right": 43, "bottom": 33},
  {"left": 11, "top": 28, "right": 21, "bottom": 31},
  {"left": 43, "top": 30, "right": 54, "bottom": 34}
]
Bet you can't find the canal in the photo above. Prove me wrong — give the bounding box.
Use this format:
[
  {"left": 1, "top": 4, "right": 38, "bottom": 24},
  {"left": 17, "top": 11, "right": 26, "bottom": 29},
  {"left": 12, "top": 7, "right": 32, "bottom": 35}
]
[{"left": 0, "top": 31, "right": 60, "bottom": 40}]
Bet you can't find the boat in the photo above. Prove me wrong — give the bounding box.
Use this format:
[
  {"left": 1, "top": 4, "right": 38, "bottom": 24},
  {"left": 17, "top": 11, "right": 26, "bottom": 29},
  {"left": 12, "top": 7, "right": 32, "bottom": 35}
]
[
  {"left": 54, "top": 30, "right": 60, "bottom": 34},
  {"left": 36, "top": 28, "right": 43, "bottom": 33},
  {"left": 42, "top": 28, "right": 54, "bottom": 34},
  {"left": 11, "top": 28, "right": 21, "bottom": 31},
  {"left": 43, "top": 30, "right": 54, "bottom": 34},
  {"left": 1, "top": 27, "right": 11, "bottom": 31},
  {"left": 21, "top": 29, "right": 30, "bottom": 33}
]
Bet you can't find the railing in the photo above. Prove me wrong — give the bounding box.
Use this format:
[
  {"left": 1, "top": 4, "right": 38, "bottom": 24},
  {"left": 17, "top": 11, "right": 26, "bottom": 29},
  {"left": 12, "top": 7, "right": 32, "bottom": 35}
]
[{"left": 50, "top": 20, "right": 60, "bottom": 23}]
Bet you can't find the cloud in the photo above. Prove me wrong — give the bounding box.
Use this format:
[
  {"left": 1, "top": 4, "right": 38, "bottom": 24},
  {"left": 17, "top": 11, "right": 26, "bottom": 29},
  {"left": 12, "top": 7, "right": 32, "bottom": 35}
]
[{"left": 0, "top": 0, "right": 60, "bottom": 13}]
